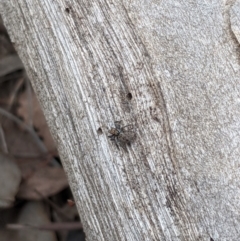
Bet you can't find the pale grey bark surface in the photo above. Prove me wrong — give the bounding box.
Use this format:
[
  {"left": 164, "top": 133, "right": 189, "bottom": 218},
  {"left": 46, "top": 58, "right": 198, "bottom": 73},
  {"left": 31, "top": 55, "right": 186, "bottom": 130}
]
[{"left": 1, "top": 0, "right": 240, "bottom": 240}]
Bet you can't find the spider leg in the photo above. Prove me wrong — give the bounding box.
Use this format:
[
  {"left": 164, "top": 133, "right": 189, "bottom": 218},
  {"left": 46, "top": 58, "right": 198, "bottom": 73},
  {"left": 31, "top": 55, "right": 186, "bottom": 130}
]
[
  {"left": 108, "top": 135, "right": 115, "bottom": 140},
  {"left": 121, "top": 124, "right": 134, "bottom": 132},
  {"left": 118, "top": 141, "right": 128, "bottom": 151},
  {"left": 114, "top": 121, "right": 123, "bottom": 130},
  {"left": 114, "top": 137, "right": 120, "bottom": 149}
]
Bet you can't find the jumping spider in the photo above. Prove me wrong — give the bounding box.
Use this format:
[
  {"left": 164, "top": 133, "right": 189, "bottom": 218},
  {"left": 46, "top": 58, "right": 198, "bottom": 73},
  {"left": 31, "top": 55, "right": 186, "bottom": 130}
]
[{"left": 108, "top": 121, "right": 136, "bottom": 150}]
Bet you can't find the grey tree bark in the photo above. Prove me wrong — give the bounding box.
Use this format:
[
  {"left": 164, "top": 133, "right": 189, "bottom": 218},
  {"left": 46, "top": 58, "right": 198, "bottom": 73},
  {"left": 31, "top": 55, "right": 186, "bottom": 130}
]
[{"left": 1, "top": 0, "right": 240, "bottom": 240}]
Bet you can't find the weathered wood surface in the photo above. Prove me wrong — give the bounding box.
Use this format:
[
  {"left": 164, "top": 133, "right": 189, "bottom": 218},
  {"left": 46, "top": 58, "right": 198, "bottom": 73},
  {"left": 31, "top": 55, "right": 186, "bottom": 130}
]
[{"left": 1, "top": 0, "right": 240, "bottom": 240}]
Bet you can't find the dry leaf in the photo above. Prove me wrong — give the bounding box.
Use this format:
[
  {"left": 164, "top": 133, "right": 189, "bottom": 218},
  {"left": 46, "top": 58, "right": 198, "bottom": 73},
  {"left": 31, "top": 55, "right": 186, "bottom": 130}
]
[
  {"left": 17, "top": 166, "right": 68, "bottom": 200},
  {"left": 0, "top": 54, "right": 23, "bottom": 79},
  {"left": 0, "top": 201, "right": 57, "bottom": 241},
  {"left": 3, "top": 118, "right": 43, "bottom": 157},
  {"left": 17, "top": 90, "right": 56, "bottom": 152},
  {"left": 0, "top": 152, "right": 21, "bottom": 208}
]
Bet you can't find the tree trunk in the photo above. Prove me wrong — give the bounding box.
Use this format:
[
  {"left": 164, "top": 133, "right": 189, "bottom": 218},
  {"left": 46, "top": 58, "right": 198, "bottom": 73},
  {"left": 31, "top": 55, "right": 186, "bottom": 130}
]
[{"left": 1, "top": 0, "right": 240, "bottom": 240}]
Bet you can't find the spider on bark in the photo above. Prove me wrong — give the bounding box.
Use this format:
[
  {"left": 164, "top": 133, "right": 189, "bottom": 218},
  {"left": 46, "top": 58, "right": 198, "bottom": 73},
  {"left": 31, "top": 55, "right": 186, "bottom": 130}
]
[{"left": 108, "top": 121, "right": 136, "bottom": 150}]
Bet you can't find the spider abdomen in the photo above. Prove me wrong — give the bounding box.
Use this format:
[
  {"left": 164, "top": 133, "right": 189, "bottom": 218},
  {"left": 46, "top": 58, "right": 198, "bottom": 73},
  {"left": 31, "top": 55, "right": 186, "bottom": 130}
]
[{"left": 108, "top": 121, "right": 136, "bottom": 150}]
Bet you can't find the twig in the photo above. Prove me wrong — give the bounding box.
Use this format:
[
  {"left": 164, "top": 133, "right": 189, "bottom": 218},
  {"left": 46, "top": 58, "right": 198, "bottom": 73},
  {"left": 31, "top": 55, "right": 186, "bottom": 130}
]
[
  {"left": 13, "top": 149, "right": 58, "bottom": 161},
  {"left": 34, "top": 189, "right": 72, "bottom": 221},
  {"left": 7, "top": 77, "right": 24, "bottom": 111},
  {"left": 7, "top": 222, "right": 83, "bottom": 231},
  {"left": 0, "top": 123, "right": 8, "bottom": 153},
  {"left": 0, "top": 107, "right": 47, "bottom": 153},
  {"left": 25, "top": 77, "right": 33, "bottom": 126}
]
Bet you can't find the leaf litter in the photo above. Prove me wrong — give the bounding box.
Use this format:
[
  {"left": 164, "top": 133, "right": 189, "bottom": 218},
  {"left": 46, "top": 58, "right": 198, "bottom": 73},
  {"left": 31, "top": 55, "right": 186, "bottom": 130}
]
[{"left": 0, "top": 18, "right": 84, "bottom": 241}]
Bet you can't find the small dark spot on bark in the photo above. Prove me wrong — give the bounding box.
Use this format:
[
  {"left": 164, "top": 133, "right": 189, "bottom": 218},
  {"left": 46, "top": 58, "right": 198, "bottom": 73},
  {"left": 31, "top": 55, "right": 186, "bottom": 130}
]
[
  {"left": 65, "top": 7, "right": 70, "bottom": 13},
  {"left": 210, "top": 238, "right": 214, "bottom": 241},
  {"left": 97, "top": 127, "right": 103, "bottom": 134},
  {"left": 149, "top": 106, "right": 161, "bottom": 123},
  {"left": 165, "top": 197, "right": 171, "bottom": 208},
  {"left": 126, "top": 93, "right": 132, "bottom": 100}
]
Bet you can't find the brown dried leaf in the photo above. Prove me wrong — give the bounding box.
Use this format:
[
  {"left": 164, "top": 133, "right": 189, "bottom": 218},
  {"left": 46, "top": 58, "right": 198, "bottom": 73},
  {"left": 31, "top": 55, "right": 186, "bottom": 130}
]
[
  {"left": 3, "top": 118, "right": 43, "bottom": 157},
  {"left": 16, "top": 153, "right": 55, "bottom": 181},
  {"left": 0, "top": 201, "right": 57, "bottom": 241},
  {"left": 17, "top": 166, "right": 68, "bottom": 200},
  {"left": 0, "top": 54, "right": 23, "bottom": 78},
  {"left": 17, "top": 90, "right": 56, "bottom": 152},
  {"left": 0, "top": 152, "right": 21, "bottom": 208},
  {"left": 0, "top": 30, "right": 16, "bottom": 59}
]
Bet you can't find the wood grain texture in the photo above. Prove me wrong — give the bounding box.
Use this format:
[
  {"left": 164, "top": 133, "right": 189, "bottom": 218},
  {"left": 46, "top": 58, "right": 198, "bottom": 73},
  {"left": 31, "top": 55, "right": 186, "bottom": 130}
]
[{"left": 1, "top": 0, "right": 240, "bottom": 240}]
